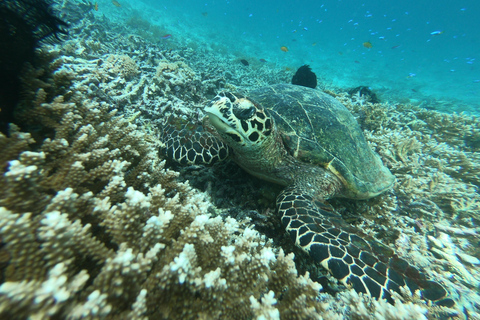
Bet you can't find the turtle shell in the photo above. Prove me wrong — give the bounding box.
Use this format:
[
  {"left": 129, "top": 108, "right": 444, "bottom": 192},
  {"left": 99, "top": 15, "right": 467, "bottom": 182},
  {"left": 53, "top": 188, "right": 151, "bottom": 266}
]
[{"left": 246, "top": 84, "right": 394, "bottom": 199}]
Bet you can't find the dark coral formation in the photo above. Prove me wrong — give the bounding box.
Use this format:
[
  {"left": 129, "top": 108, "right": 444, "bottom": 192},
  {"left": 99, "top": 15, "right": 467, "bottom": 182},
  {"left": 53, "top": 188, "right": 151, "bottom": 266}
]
[
  {"left": 292, "top": 65, "right": 317, "bottom": 89},
  {"left": 0, "top": 0, "right": 67, "bottom": 135}
]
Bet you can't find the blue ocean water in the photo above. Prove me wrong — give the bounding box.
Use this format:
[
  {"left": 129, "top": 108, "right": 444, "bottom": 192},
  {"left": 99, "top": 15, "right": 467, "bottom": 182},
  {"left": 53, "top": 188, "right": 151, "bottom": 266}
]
[{"left": 139, "top": 0, "right": 479, "bottom": 112}]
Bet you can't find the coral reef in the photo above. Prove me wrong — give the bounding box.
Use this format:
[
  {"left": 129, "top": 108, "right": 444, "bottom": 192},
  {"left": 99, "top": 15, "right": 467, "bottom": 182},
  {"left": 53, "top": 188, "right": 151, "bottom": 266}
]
[
  {"left": 1, "top": 3, "right": 479, "bottom": 319},
  {"left": 0, "top": 49, "right": 326, "bottom": 320},
  {"left": 0, "top": 0, "right": 67, "bottom": 135},
  {"left": 100, "top": 54, "right": 139, "bottom": 81},
  {"left": 333, "top": 93, "right": 480, "bottom": 317}
]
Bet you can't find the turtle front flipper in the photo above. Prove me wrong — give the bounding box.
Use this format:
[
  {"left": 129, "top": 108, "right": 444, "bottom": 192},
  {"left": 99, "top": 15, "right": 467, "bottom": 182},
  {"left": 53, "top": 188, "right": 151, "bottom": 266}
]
[
  {"left": 277, "top": 184, "right": 453, "bottom": 306},
  {"left": 159, "top": 116, "right": 231, "bottom": 165}
]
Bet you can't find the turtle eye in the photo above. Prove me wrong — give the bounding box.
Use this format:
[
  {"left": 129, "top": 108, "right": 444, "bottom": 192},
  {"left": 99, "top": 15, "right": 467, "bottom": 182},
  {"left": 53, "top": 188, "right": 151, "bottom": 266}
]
[
  {"left": 224, "top": 92, "right": 237, "bottom": 102},
  {"left": 234, "top": 106, "right": 256, "bottom": 120}
]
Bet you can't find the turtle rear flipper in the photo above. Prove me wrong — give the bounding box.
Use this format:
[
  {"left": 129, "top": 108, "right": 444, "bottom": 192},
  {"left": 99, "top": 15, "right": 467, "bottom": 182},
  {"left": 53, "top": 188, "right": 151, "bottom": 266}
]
[
  {"left": 277, "top": 184, "right": 453, "bottom": 306},
  {"left": 159, "top": 116, "right": 231, "bottom": 165}
]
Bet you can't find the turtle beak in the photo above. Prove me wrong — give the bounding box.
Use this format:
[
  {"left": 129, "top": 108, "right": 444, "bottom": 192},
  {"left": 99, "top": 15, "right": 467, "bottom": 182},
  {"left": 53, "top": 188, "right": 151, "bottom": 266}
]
[
  {"left": 205, "top": 96, "right": 235, "bottom": 130},
  {"left": 205, "top": 92, "right": 273, "bottom": 146},
  {"left": 206, "top": 113, "right": 234, "bottom": 134},
  {"left": 205, "top": 96, "right": 247, "bottom": 144}
]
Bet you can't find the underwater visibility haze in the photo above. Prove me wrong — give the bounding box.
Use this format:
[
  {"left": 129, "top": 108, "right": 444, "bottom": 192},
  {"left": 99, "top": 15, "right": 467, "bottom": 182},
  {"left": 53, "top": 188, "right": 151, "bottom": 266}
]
[
  {"left": 143, "top": 0, "right": 480, "bottom": 113},
  {"left": 0, "top": 0, "right": 479, "bottom": 319}
]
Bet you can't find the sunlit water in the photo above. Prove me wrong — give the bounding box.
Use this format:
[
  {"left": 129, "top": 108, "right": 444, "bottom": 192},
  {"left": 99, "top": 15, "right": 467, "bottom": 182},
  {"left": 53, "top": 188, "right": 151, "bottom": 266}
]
[{"left": 134, "top": 0, "right": 479, "bottom": 113}]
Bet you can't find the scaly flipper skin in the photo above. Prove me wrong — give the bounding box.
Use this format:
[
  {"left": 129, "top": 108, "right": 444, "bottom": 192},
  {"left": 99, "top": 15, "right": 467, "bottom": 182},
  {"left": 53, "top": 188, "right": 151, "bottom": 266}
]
[
  {"left": 277, "top": 184, "right": 452, "bottom": 305},
  {"left": 159, "top": 116, "right": 231, "bottom": 165}
]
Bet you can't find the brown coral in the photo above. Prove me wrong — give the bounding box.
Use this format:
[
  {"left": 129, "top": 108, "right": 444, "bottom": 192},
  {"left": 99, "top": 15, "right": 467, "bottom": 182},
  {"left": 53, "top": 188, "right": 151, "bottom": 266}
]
[{"left": 0, "top": 51, "right": 327, "bottom": 320}]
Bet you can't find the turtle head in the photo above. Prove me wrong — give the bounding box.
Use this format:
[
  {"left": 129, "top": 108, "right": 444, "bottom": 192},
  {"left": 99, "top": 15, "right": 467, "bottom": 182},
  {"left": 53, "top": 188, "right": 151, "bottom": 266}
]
[{"left": 205, "top": 91, "right": 274, "bottom": 151}]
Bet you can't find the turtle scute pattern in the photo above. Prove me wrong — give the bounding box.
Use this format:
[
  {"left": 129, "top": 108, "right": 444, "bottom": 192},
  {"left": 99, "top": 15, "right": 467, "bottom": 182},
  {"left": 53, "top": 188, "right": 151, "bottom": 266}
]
[
  {"left": 247, "top": 84, "right": 395, "bottom": 199},
  {"left": 277, "top": 184, "right": 452, "bottom": 306},
  {"left": 159, "top": 116, "right": 231, "bottom": 165}
]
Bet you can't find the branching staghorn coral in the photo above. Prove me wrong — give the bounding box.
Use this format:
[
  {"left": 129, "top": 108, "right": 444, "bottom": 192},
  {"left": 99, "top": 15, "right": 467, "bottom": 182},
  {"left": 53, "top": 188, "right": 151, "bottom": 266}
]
[
  {"left": 0, "top": 52, "right": 329, "bottom": 319},
  {"left": 0, "top": 51, "right": 458, "bottom": 320},
  {"left": 0, "top": 120, "right": 324, "bottom": 320}
]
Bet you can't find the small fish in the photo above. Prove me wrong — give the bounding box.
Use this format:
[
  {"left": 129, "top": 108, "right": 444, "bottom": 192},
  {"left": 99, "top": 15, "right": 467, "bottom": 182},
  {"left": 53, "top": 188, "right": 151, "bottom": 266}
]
[
  {"left": 391, "top": 45, "right": 401, "bottom": 49},
  {"left": 407, "top": 73, "right": 416, "bottom": 78},
  {"left": 430, "top": 30, "right": 444, "bottom": 35},
  {"left": 94, "top": 2, "right": 98, "bottom": 11},
  {"left": 363, "top": 41, "right": 373, "bottom": 49},
  {"left": 312, "top": 42, "right": 317, "bottom": 46},
  {"left": 112, "top": 0, "right": 121, "bottom": 7},
  {"left": 280, "top": 46, "right": 289, "bottom": 52},
  {"left": 354, "top": 60, "right": 360, "bottom": 63},
  {"left": 201, "top": 12, "right": 208, "bottom": 17},
  {"left": 240, "top": 59, "right": 249, "bottom": 66},
  {"left": 259, "top": 58, "right": 267, "bottom": 63},
  {"left": 161, "top": 34, "right": 172, "bottom": 40}
]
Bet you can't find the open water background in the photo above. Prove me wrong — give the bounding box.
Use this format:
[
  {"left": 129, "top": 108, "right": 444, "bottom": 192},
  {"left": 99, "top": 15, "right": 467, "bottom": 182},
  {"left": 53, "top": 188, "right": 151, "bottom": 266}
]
[{"left": 137, "top": 0, "right": 479, "bottom": 112}]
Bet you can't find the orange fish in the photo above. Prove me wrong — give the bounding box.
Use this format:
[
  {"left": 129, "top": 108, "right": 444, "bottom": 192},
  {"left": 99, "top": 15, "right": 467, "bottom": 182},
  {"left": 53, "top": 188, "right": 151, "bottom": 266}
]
[
  {"left": 94, "top": 2, "right": 98, "bottom": 10},
  {"left": 363, "top": 41, "right": 373, "bottom": 49},
  {"left": 112, "top": 0, "right": 121, "bottom": 7},
  {"left": 280, "top": 46, "right": 289, "bottom": 52}
]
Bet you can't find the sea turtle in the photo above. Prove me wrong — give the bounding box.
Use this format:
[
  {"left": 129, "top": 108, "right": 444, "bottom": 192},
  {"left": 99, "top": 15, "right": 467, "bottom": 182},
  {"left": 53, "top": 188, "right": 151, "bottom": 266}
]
[{"left": 159, "top": 84, "right": 451, "bottom": 305}]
